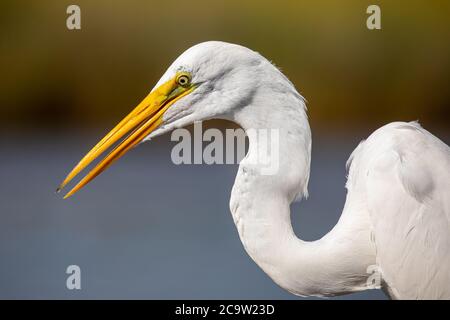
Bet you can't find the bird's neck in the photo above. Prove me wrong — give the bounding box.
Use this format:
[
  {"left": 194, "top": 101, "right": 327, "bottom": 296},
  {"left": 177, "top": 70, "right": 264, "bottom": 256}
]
[{"left": 229, "top": 94, "right": 375, "bottom": 297}]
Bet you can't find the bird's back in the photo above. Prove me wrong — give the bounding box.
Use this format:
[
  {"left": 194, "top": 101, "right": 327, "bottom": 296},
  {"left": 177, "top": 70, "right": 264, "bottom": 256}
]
[{"left": 346, "top": 121, "right": 450, "bottom": 299}]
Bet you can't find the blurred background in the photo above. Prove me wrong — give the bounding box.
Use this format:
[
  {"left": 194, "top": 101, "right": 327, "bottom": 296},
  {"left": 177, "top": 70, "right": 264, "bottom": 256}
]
[{"left": 0, "top": 0, "right": 449, "bottom": 299}]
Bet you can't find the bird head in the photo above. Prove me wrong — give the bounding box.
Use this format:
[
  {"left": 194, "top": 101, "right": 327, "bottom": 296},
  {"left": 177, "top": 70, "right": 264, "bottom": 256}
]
[{"left": 57, "top": 41, "right": 278, "bottom": 198}]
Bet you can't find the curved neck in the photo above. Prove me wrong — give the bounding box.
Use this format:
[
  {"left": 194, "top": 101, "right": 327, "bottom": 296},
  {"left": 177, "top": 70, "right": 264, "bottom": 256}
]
[{"left": 229, "top": 91, "right": 376, "bottom": 297}]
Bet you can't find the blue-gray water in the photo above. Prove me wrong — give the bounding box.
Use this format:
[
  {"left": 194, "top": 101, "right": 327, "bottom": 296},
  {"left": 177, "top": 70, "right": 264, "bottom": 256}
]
[{"left": 0, "top": 129, "right": 403, "bottom": 299}]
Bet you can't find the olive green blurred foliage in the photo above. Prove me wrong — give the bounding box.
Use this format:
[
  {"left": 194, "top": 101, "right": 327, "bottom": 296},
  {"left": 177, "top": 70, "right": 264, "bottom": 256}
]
[{"left": 0, "top": 0, "right": 449, "bottom": 133}]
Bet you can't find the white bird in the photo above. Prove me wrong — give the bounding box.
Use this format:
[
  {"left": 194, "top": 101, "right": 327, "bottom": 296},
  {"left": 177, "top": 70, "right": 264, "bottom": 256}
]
[{"left": 58, "top": 41, "right": 450, "bottom": 299}]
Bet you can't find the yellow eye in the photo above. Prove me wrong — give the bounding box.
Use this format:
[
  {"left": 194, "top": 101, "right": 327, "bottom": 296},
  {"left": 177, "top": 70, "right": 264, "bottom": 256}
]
[{"left": 176, "top": 73, "right": 191, "bottom": 87}]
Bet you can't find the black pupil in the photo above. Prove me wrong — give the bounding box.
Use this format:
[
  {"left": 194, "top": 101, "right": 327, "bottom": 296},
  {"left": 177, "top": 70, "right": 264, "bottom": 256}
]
[{"left": 180, "top": 77, "right": 187, "bottom": 84}]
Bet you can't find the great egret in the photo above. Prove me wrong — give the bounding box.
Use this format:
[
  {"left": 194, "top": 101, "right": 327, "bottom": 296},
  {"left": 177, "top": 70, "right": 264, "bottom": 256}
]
[{"left": 58, "top": 41, "right": 450, "bottom": 299}]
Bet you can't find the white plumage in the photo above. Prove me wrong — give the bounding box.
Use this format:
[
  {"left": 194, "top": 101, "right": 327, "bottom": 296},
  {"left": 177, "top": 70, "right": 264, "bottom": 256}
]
[
  {"left": 62, "top": 41, "right": 450, "bottom": 299},
  {"left": 346, "top": 121, "right": 450, "bottom": 299}
]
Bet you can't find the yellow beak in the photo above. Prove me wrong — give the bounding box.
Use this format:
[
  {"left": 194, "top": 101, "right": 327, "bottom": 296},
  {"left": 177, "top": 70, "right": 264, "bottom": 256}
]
[{"left": 57, "top": 75, "right": 194, "bottom": 199}]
